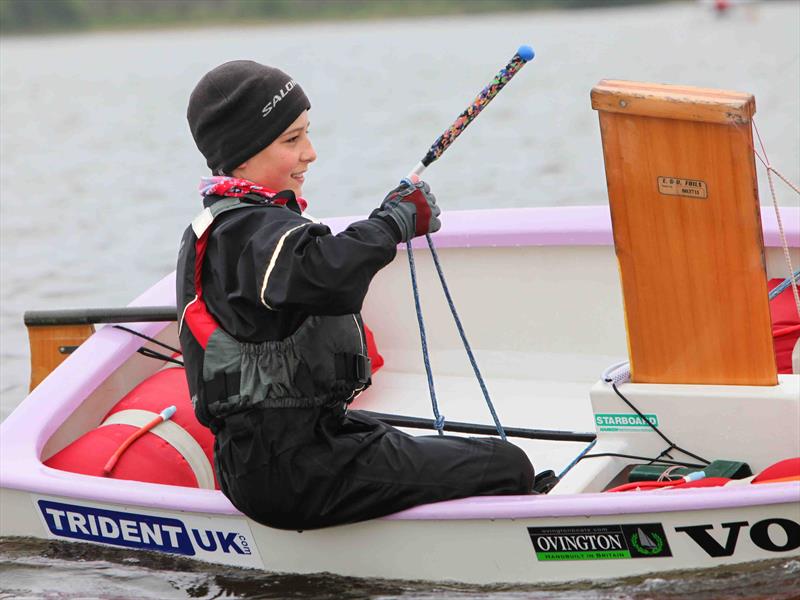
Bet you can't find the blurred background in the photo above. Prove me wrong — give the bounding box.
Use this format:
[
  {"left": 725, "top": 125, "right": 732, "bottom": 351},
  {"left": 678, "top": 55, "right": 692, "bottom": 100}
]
[
  {"left": 2, "top": 0, "right": 798, "bottom": 419},
  {"left": 1, "top": 2, "right": 799, "bottom": 598},
  {"left": 0, "top": 0, "right": 683, "bottom": 33}
]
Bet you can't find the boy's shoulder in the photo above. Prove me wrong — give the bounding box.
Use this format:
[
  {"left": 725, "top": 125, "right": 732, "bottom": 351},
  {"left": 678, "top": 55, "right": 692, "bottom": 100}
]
[{"left": 213, "top": 201, "right": 316, "bottom": 233}]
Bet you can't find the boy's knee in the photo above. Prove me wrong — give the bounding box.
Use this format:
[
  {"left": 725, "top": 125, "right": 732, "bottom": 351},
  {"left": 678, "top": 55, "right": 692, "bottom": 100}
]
[{"left": 493, "top": 439, "right": 535, "bottom": 492}]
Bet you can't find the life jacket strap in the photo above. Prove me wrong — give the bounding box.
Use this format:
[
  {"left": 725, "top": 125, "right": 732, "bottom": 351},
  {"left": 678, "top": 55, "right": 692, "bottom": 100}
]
[
  {"left": 335, "top": 352, "right": 371, "bottom": 386},
  {"left": 191, "top": 197, "right": 247, "bottom": 237},
  {"left": 205, "top": 370, "right": 242, "bottom": 407}
]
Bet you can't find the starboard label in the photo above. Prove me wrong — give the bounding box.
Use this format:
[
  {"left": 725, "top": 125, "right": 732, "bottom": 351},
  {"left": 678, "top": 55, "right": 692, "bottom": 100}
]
[
  {"left": 657, "top": 176, "right": 708, "bottom": 199},
  {"left": 35, "top": 497, "right": 263, "bottom": 568},
  {"left": 528, "top": 523, "right": 672, "bottom": 561},
  {"left": 595, "top": 413, "right": 659, "bottom": 431}
]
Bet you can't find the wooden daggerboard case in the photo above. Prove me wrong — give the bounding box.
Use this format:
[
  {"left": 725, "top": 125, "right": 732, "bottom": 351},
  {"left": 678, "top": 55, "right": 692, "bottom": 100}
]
[{"left": 591, "top": 80, "right": 777, "bottom": 385}]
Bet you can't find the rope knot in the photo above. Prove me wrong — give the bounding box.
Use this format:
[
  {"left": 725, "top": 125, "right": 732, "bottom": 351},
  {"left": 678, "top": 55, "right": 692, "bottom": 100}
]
[{"left": 433, "top": 414, "right": 446, "bottom": 432}]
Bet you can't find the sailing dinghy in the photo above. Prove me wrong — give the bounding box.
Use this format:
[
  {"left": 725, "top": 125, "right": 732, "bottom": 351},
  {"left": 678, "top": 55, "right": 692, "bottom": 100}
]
[{"left": 1, "top": 81, "right": 798, "bottom": 584}]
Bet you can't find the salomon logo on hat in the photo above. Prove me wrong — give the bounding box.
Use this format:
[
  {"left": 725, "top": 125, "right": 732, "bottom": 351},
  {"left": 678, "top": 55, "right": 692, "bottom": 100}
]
[
  {"left": 187, "top": 61, "right": 311, "bottom": 175},
  {"left": 262, "top": 80, "right": 298, "bottom": 117}
]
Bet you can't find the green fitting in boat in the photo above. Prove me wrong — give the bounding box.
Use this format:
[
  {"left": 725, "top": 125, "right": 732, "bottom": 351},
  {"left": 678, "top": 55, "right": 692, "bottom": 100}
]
[{"left": 629, "top": 460, "right": 752, "bottom": 483}]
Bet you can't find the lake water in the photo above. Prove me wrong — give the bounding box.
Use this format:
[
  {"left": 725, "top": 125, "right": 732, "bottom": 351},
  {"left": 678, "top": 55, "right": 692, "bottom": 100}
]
[{"left": 1, "top": 2, "right": 799, "bottom": 598}]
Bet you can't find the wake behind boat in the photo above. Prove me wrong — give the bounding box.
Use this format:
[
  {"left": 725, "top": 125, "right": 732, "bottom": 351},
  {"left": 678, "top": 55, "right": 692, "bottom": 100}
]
[{"left": 1, "top": 81, "right": 798, "bottom": 585}]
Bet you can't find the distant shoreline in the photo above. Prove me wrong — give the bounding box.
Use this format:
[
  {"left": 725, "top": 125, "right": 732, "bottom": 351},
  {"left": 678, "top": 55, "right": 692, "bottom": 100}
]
[{"left": 0, "top": 0, "right": 669, "bottom": 37}]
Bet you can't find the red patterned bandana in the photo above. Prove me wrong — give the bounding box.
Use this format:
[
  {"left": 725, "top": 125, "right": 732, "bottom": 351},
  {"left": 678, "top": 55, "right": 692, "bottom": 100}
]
[{"left": 199, "top": 176, "right": 308, "bottom": 212}]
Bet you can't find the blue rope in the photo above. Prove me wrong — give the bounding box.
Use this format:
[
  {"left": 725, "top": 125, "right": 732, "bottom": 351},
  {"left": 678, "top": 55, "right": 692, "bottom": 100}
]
[
  {"left": 406, "top": 240, "right": 444, "bottom": 435},
  {"left": 425, "top": 234, "right": 507, "bottom": 441},
  {"left": 769, "top": 269, "right": 800, "bottom": 300},
  {"left": 405, "top": 235, "right": 508, "bottom": 440},
  {"left": 558, "top": 439, "right": 597, "bottom": 480}
]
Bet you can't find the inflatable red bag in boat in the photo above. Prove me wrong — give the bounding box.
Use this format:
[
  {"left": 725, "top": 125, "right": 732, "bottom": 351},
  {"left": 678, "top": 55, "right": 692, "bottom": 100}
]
[
  {"left": 45, "top": 324, "right": 385, "bottom": 487},
  {"left": 45, "top": 367, "right": 218, "bottom": 489},
  {"left": 769, "top": 278, "right": 800, "bottom": 374},
  {"left": 752, "top": 457, "right": 800, "bottom": 484}
]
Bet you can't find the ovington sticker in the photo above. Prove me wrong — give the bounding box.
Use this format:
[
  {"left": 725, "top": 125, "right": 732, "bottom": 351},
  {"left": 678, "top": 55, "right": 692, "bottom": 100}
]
[{"left": 528, "top": 523, "right": 672, "bottom": 561}]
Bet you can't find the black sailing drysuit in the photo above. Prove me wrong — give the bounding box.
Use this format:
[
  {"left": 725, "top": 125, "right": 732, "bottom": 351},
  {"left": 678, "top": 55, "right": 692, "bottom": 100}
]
[{"left": 176, "top": 193, "right": 535, "bottom": 530}]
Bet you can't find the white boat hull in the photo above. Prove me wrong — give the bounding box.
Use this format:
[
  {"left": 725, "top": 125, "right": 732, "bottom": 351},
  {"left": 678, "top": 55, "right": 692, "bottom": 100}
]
[
  {"left": 2, "top": 487, "right": 798, "bottom": 584},
  {"left": 2, "top": 206, "right": 798, "bottom": 584}
]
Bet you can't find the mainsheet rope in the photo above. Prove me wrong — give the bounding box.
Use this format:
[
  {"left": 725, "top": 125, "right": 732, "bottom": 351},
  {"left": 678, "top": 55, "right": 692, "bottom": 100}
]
[
  {"left": 405, "top": 236, "right": 507, "bottom": 440},
  {"left": 425, "top": 235, "right": 507, "bottom": 441},
  {"left": 401, "top": 46, "right": 535, "bottom": 440},
  {"left": 405, "top": 240, "right": 444, "bottom": 435},
  {"left": 405, "top": 235, "right": 508, "bottom": 441}
]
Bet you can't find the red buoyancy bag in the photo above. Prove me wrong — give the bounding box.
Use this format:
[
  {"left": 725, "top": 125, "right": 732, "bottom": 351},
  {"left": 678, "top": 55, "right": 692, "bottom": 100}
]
[
  {"left": 769, "top": 278, "right": 800, "bottom": 374},
  {"left": 364, "top": 323, "right": 384, "bottom": 373},
  {"left": 45, "top": 325, "right": 385, "bottom": 488},
  {"left": 752, "top": 457, "right": 800, "bottom": 484},
  {"left": 45, "top": 367, "right": 218, "bottom": 490}
]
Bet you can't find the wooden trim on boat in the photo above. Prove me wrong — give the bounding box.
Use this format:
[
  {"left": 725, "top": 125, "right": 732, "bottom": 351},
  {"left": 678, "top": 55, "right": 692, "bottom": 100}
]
[
  {"left": 27, "top": 323, "right": 95, "bottom": 391},
  {"left": 591, "top": 79, "right": 756, "bottom": 125},
  {"left": 24, "top": 306, "right": 177, "bottom": 391}
]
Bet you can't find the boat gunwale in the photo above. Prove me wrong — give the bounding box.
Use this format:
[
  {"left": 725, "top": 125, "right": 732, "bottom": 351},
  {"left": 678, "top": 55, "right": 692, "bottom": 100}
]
[
  {"left": 326, "top": 205, "right": 799, "bottom": 248},
  {"left": 2, "top": 205, "right": 799, "bottom": 523}
]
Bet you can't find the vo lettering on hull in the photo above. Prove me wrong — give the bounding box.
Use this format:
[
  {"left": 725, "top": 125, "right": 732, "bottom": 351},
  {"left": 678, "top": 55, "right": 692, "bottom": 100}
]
[{"left": 677, "top": 518, "right": 800, "bottom": 557}]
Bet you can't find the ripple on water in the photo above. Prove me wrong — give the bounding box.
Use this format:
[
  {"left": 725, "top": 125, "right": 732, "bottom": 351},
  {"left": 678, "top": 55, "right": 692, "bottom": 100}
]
[{"left": 2, "top": 537, "right": 800, "bottom": 600}]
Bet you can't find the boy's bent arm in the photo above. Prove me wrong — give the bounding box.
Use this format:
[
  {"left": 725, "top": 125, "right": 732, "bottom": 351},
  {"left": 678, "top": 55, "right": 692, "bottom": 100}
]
[{"left": 255, "top": 214, "right": 401, "bottom": 315}]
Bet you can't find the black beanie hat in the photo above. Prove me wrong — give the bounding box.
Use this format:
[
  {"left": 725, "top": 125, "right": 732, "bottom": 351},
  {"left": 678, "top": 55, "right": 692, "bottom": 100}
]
[{"left": 187, "top": 60, "right": 311, "bottom": 175}]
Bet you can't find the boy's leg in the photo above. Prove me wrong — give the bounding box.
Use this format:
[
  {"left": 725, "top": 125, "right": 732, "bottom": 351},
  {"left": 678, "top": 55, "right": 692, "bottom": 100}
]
[
  {"left": 295, "top": 409, "right": 535, "bottom": 528},
  {"left": 215, "top": 407, "right": 535, "bottom": 530}
]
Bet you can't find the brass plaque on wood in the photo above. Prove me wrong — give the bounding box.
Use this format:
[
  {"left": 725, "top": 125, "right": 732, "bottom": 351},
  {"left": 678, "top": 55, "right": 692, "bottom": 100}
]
[{"left": 657, "top": 176, "right": 708, "bottom": 199}]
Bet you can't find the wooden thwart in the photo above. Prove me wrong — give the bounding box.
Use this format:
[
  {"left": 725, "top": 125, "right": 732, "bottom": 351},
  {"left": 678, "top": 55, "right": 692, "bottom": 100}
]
[
  {"left": 27, "top": 324, "right": 95, "bottom": 391},
  {"left": 592, "top": 80, "right": 777, "bottom": 385},
  {"left": 25, "top": 306, "right": 177, "bottom": 391}
]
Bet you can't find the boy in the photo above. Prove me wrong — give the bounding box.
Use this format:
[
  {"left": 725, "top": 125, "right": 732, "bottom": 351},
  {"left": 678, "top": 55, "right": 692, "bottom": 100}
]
[{"left": 177, "top": 60, "right": 535, "bottom": 530}]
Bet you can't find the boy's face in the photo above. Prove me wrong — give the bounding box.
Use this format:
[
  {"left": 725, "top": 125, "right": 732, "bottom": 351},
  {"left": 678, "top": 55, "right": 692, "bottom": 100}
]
[{"left": 233, "top": 110, "right": 316, "bottom": 195}]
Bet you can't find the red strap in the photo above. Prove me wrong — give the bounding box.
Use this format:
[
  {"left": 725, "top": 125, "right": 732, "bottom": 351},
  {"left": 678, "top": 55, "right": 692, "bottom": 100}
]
[{"left": 184, "top": 229, "right": 220, "bottom": 349}]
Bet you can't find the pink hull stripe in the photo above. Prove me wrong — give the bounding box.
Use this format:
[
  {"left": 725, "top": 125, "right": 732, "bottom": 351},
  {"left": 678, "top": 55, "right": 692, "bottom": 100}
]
[
  {"left": 2, "top": 206, "right": 798, "bottom": 520},
  {"left": 326, "top": 205, "right": 799, "bottom": 249}
]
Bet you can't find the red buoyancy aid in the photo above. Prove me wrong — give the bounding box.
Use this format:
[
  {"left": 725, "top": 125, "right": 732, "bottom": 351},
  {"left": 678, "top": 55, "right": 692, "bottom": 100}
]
[{"left": 176, "top": 197, "right": 373, "bottom": 431}]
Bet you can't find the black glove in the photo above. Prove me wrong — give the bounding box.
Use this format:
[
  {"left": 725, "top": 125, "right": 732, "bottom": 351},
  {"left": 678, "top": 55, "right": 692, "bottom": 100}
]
[{"left": 372, "top": 180, "right": 441, "bottom": 243}]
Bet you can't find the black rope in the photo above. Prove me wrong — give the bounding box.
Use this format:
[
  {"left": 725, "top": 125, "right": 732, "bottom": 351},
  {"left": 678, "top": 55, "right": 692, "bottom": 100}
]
[
  {"left": 611, "top": 382, "right": 710, "bottom": 465},
  {"left": 579, "top": 452, "right": 707, "bottom": 469},
  {"left": 112, "top": 325, "right": 182, "bottom": 356},
  {"left": 136, "top": 347, "right": 184, "bottom": 367}
]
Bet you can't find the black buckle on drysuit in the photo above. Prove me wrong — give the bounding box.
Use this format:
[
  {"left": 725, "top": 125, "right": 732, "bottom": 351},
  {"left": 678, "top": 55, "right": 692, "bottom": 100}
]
[
  {"left": 335, "top": 353, "right": 371, "bottom": 385},
  {"left": 206, "top": 370, "right": 242, "bottom": 405}
]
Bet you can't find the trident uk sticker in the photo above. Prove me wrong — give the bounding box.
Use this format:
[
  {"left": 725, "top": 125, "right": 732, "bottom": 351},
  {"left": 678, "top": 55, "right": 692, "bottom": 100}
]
[
  {"left": 528, "top": 523, "right": 672, "bottom": 561},
  {"left": 35, "top": 497, "right": 263, "bottom": 568}
]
